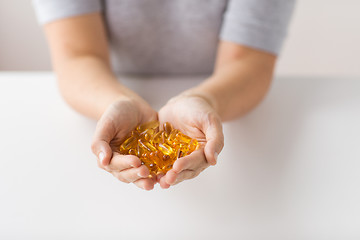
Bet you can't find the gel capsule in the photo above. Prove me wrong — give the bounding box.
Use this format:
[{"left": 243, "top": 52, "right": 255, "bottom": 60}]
[
  {"left": 163, "top": 122, "right": 173, "bottom": 137},
  {"left": 138, "top": 139, "right": 157, "bottom": 152},
  {"left": 136, "top": 120, "right": 159, "bottom": 132},
  {"left": 119, "top": 136, "right": 137, "bottom": 152},
  {"left": 176, "top": 132, "right": 192, "bottom": 143}
]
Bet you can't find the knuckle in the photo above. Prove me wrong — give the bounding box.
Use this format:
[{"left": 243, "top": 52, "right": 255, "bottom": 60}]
[
  {"left": 90, "top": 141, "right": 98, "bottom": 154},
  {"left": 117, "top": 175, "right": 130, "bottom": 183}
]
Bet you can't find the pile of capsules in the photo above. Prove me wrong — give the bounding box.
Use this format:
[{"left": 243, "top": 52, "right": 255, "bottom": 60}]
[{"left": 119, "top": 121, "right": 199, "bottom": 175}]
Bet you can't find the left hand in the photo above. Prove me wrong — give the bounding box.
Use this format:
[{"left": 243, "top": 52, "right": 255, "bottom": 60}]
[{"left": 158, "top": 94, "right": 224, "bottom": 188}]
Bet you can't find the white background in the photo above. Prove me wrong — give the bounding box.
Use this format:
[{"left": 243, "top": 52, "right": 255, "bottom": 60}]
[
  {"left": 0, "top": 0, "right": 359, "bottom": 76},
  {"left": 1, "top": 73, "right": 360, "bottom": 239}
]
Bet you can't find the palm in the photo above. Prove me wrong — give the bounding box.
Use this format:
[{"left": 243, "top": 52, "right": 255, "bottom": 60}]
[
  {"left": 102, "top": 99, "right": 157, "bottom": 153},
  {"left": 159, "top": 97, "right": 209, "bottom": 145},
  {"left": 157, "top": 95, "right": 224, "bottom": 187}
]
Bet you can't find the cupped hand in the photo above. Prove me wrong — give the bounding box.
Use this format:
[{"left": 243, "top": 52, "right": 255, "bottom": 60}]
[
  {"left": 157, "top": 94, "right": 224, "bottom": 188},
  {"left": 91, "top": 97, "right": 158, "bottom": 190}
]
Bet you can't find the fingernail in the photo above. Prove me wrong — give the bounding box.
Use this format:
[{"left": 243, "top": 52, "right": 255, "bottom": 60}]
[
  {"left": 99, "top": 152, "right": 105, "bottom": 164},
  {"left": 138, "top": 172, "right": 147, "bottom": 178},
  {"left": 214, "top": 152, "right": 219, "bottom": 163}
]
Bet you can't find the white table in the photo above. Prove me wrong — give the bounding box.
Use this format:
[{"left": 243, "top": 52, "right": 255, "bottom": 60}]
[{"left": 0, "top": 72, "right": 359, "bottom": 240}]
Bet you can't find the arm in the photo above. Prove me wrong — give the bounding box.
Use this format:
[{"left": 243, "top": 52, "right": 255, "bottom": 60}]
[
  {"left": 183, "top": 41, "right": 276, "bottom": 121},
  {"left": 44, "top": 13, "right": 147, "bottom": 120},
  {"left": 44, "top": 13, "right": 157, "bottom": 190},
  {"left": 158, "top": 41, "right": 276, "bottom": 188}
]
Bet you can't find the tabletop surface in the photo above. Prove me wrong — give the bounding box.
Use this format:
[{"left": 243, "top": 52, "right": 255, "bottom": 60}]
[{"left": 0, "top": 72, "right": 359, "bottom": 240}]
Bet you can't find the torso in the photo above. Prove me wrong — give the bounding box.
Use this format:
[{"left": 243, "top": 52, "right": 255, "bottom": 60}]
[{"left": 103, "top": 0, "right": 228, "bottom": 75}]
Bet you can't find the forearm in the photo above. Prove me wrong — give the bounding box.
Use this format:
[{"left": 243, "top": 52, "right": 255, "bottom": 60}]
[
  {"left": 44, "top": 13, "right": 146, "bottom": 120},
  {"left": 54, "top": 55, "right": 141, "bottom": 120},
  {"left": 184, "top": 45, "right": 276, "bottom": 121}
]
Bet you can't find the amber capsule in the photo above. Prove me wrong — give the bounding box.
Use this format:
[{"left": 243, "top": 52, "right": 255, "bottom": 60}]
[
  {"left": 140, "top": 128, "right": 155, "bottom": 141},
  {"left": 143, "top": 152, "right": 149, "bottom": 158},
  {"left": 175, "top": 148, "right": 182, "bottom": 159},
  {"left": 167, "top": 129, "right": 179, "bottom": 143},
  {"left": 138, "top": 139, "right": 157, "bottom": 152},
  {"left": 136, "top": 120, "right": 159, "bottom": 132},
  {"left": 151, "top": 131, "right": 163, "bottom": 144},
  {"left": 131, "top": 130, "right": 140, "bottom": 138},
  {"left": 161, "top": 161, "right": 173, "bottom": 173},
  {"left": 128, "top": 149, "right": 136, "bottom": 155},
  {"left": 119, "top": 148, "right": 128, "bottom": 155},
  {"left": 187, "top": 139, "right": 199, "bottom": 152},
  {"left": 149, "top": 152, "right": 162, "bottom": 168},
  {"left": 163, "top": 122, "right": 173, "bottom": 137},
  {"left": 147, "top": 163, "right": 158, "bottom": 173},
  {"left": 119, "top": 136, "right": 137, "bottom": 152},
  {"left": 162, "top": 154, "right": 170, "bottom": 161},
  {"left": 149, "top": 152, "right": 157, "bottom": 160},
  {"left": 136, "top": 144, "right": 142, "bottom": 157},
  {"left": 144, "top": 133, "right": 151, "bottom": 142},
  {"left": 161, "top": 132, "right": 167, "bottom": 144},
  {"left": 176, "top": 132, "right": 193, "bottom": 144},
  {"left": 157, "top": 143, "right": 175, "bottom": 156},
  {"left": 153, "top": 151, "right": 164, "bottom": 169}
]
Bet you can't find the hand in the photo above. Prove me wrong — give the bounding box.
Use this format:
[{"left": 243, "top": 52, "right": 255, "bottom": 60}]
[
  {"left": 91, "top": 97, "right": 158, "bottom": 190},
  {"left": 157, "top": 94, "right": 224, "bottom": 188}
]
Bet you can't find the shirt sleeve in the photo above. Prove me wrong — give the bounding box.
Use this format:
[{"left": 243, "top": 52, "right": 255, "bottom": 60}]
[
  {"left": 220, "top": 0, "right": 296, "bottom": 55},
  {"left": 32, "top": 0, "right": 102, "bottom": 24}
]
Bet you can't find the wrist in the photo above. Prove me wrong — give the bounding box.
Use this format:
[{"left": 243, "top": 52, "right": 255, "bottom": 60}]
[{"left": 175, "top": 86, "right": 220, "bottom": 114}]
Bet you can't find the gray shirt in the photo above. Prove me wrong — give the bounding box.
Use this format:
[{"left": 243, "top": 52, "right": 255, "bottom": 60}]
[{"left": 33, "top": 0, "right": 295, "bottom": 75}]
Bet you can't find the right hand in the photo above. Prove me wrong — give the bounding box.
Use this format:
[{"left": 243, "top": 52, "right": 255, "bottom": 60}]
[{"left": 91, "top": 97, "right": 158, "bottom": 190}]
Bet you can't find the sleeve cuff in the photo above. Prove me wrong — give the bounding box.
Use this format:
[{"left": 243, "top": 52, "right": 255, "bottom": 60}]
[
  {"left": 220, "top": 20, "right": 286, "bottom": 55},
  {"left": 32, "top": 0, "right": 102, "bottom": 24}
]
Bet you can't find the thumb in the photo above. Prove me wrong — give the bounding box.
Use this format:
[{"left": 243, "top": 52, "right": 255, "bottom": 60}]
[
  {"left": 203, "top": 116, "right": 224, "bottom": 165},
  {"left": 91, "top": 120, "right": 115, "bottom": 166},
  {"left": 91, "top": 139, "right": 113, "bottom": 166}
]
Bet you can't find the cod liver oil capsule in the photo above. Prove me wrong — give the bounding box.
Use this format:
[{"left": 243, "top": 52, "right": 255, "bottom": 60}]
[{"left": 119, "top": 121, "right": 199, "bottom": 175}]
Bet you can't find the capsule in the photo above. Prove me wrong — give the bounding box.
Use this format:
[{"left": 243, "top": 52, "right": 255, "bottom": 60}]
[
  {"left": 152, "top": 131, "right": 163, "bottom": 144},
  {"left": 163, "top": 122, "right": 173, "bottom": 137},
  {"left": 187, "top": 139, "right": 199, "bottom": 152},
  {"left": 167, "top": 129, "right": 179, "bottom": 143},
  {"left": 162, "top": 154, "right": 170, "bottom": 161},
  {"left": 140, "top": 128, "right": 155, "bottom": 141},
  {"left": 119, "top": 136, "right": 137, "bottom": 152},
  {"left": 138, "top": 139, "right": 157, "bottom": 152},
  {"left": 176, "top": 132, "right": 192, "bottom": 143},
  {"left": 136, "top": 144, "right": 142, "bottom": 157},
  {"left": 131, "top": 130, "right": 140, "bottom": 138},
  {"left": 157, "top": 143, "right": 174, "bottom": 156},
  {"left": 136, "top": 120, "right": 159, "bottom": 132},
  {"left": 128, "top": 149, "right": 136, "bottom": 155}
]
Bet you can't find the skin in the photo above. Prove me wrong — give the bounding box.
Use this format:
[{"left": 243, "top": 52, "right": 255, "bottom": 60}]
[{"left": 44, "top": 13, "right": 276, "bottom": 190}]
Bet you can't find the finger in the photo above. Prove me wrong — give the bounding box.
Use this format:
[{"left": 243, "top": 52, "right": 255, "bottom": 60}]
[
  {"left": 163, "top": 169, "right": 178, "bottom": 185},
  {"left": 159, "top": 178, "right": 170, "bottom": 189},
  {"left": 157, "top": 174, "right": 170, "bottom": 189},
  {"left": 133, "top": 178, "right": 156, "bottom": 191},
  {"left": 105, "top": 152, "right": 142, "bottom": 171},
  {"left": 172, "top": 149, "right": 207, "bottom": 173},
  {"left": 113, "top": 165, "right": 150, "bottom": 183},
  {"left": 91, "top": 119, "right": 116, "bottom": 166},
  {"left": 172, "top": 170, "right": 199, "bottom": 185},
  {"left": 203, "top": 115, "right": 224, "bottom": 165}
]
